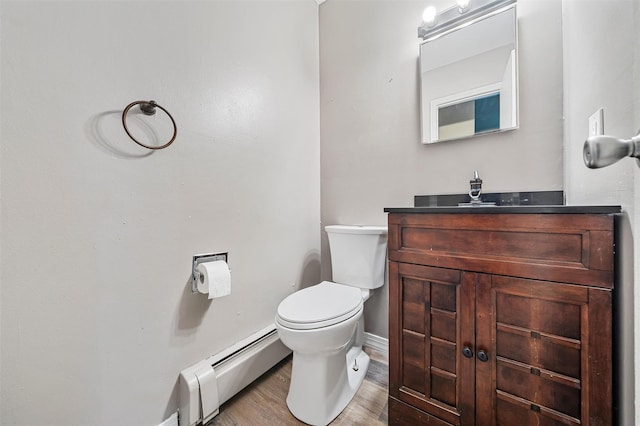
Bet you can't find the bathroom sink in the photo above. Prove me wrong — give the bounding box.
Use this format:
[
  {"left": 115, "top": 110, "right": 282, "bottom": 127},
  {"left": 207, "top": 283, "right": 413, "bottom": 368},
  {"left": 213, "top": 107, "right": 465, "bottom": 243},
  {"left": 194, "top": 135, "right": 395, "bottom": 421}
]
[{"left": 414, "top": 191, "right": 564, "bottom": 207}]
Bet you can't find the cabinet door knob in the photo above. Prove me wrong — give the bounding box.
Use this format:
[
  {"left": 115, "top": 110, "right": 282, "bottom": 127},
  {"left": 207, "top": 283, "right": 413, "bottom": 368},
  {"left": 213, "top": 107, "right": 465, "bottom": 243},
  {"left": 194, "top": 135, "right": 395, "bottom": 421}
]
[
  {"left": 477, "top": 350, "right": 489, "bottom": 362},
  {"left": 462, "top": 346, "right": 474, "bottom": 358}
]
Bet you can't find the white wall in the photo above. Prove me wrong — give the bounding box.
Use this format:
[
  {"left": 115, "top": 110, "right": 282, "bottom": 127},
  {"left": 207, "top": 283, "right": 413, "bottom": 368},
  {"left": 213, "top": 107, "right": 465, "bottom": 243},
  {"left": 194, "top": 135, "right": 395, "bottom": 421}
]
[
  {"left": 0, "top": 1, "right": 320, "bottom": 425},
  {"left": 319, "top": 0, "right": 564, "bottom": 338},
  {"left": 562, "top": 0, "right": 638, "bottom": 423}
]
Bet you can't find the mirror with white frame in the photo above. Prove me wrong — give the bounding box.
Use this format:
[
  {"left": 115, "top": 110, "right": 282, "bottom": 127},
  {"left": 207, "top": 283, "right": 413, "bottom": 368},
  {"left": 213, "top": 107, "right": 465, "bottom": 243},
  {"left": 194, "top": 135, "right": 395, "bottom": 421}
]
[{"left": 420, "top": 2, "right": 518, "bottom": 144}]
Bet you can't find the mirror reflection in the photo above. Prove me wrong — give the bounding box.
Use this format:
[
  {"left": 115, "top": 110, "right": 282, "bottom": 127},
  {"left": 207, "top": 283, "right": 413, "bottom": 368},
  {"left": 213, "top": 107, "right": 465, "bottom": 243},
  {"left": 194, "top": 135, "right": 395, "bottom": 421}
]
[{"left": 420, "top": 4, "right": 518, "bottom": 144}]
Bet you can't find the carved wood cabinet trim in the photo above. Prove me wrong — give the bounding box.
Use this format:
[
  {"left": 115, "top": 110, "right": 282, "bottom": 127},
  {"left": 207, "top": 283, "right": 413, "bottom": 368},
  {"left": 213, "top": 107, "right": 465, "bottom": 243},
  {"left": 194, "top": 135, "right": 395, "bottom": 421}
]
[{"left": 387, "top": 212, "right": 615, "bottom": 426}]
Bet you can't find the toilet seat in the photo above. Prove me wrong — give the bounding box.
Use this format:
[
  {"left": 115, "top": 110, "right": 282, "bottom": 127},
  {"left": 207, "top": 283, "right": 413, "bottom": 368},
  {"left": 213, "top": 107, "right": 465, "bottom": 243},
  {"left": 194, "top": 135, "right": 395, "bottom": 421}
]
[{"left": 276, "top": 281, "right": 363, "bottom": 330}]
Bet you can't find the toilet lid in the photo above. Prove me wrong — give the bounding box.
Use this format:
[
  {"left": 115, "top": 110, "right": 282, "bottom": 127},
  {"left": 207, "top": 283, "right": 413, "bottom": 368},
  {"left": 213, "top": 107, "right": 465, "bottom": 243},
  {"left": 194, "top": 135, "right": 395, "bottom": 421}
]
[{"left": 276, "top": 281, "right": 363, "bottom": 330}]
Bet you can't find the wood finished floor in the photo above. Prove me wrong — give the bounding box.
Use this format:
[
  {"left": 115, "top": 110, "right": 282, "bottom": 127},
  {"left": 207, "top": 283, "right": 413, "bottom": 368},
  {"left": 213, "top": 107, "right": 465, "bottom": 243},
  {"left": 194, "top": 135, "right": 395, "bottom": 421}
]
[{"left": 207, "top": 347, "right": 388, "bottom": 426}]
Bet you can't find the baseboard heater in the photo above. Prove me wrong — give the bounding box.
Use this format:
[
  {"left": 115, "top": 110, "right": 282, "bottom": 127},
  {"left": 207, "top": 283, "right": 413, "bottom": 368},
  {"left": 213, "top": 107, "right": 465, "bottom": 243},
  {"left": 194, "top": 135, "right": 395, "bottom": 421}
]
[{"left": 178, "top": 324, "right": 291, "bottom": 426}]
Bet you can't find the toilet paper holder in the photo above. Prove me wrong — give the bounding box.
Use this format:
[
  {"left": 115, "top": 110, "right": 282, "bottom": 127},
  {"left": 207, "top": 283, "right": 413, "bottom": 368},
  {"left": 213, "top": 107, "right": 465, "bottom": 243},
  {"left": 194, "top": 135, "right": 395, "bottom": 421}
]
[{"left": 192, "top": 252, "right": 228, "bottom": 294}]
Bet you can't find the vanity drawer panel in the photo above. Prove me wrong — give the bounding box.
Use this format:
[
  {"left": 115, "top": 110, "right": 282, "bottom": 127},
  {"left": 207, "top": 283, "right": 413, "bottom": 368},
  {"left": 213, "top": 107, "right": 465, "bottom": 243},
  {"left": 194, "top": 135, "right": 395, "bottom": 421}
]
[
  {"left": 496, "top": 391, "right": 581, "bottom": 426},
  {"left": 401, "top": 227, "right": 584, "bottom": 263},
  {"left": 388, "top": 213, "right": 615, "bottom": 288},
  {"left": 497, "top": 358, "right": 581, "bottom": 419},
  {"left": 496, "top": 324, "right": 581, "bottom": 378},
  {"left": 493, "top": 275, "right": 587, "bottom": 341},
  {"left": 495, "top": 292, "right": 582, "bottom": 340}
]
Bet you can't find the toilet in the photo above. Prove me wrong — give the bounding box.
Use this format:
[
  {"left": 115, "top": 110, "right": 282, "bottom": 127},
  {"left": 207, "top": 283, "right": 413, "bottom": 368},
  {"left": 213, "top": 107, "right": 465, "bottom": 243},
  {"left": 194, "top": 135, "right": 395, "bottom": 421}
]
[{"left": 275, "top": 225, "right": 388, "bottom": 426}]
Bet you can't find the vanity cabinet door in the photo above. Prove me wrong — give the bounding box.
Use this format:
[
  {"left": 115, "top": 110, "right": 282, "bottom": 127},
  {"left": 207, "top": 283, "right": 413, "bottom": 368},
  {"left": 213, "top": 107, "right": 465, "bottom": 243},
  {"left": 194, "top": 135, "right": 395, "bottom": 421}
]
[
  {"left": 389, "top": 261, "right": 476, "bottom": 426},
  {"left": 482, "top": 275, "right": 612, "bottom": 426},
  {"left": 390, "top": 265, "right": 613, "bottom": 426}
]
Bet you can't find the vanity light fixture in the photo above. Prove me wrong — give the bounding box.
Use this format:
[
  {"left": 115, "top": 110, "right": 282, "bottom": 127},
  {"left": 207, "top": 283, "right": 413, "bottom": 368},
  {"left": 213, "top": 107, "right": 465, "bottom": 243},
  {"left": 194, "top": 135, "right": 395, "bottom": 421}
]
[
  {"left": 422, "top": 6, "right": 437, "bottom": 27},
  {"left": 457, "top": 0, "right": 471, "bottom": 13},
  {"left": 418, "top": 0, "right": 515, "bottom": 41}
]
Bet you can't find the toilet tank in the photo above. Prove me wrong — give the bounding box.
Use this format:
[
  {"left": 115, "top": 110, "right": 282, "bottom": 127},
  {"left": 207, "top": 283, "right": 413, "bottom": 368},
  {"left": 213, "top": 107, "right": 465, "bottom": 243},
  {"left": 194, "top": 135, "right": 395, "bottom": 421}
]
[{"left": 325, "top": 225, "right": 388, "bottom": 289}]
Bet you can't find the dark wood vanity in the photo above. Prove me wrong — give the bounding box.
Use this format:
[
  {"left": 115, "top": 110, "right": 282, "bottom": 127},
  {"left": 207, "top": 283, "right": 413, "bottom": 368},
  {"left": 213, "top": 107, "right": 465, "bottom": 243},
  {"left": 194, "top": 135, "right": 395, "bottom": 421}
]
[{"left": 384, "top": 206, "right": 619, "bottom": 426}]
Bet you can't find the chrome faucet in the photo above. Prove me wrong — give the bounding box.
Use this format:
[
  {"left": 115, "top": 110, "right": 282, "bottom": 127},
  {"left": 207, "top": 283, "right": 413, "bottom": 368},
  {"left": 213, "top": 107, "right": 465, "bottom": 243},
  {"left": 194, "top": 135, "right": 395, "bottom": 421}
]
[
  {"left": 458, "top": 171, "right": 496, "bottom": 207},
  {"left": 469, "top": 171, "right": 483, "bottom": 201}
]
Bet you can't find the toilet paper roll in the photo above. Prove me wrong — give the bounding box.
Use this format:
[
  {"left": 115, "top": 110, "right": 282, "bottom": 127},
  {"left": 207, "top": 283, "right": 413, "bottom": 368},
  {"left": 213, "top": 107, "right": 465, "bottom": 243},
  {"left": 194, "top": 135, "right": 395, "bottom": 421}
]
[{"left": 197, "top": 260, "right": 231, "bottom": 299}]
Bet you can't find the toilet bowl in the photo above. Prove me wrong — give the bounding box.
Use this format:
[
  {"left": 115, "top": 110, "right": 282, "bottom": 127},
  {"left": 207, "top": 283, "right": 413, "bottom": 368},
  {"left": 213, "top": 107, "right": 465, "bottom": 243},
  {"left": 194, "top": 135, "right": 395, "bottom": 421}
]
[
  {"left": 275, "top": 225, "right": 387, "bottom": 426},
  {"left": 275, "top": 282, "right": 368, "bottom": 426}
]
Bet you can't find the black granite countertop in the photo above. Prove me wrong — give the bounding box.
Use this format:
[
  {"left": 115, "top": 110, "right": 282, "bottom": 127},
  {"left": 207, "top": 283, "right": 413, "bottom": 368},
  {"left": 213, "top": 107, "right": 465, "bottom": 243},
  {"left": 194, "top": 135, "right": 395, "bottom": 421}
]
[
  {"left": 414, "top": 190, "right": 565, "bottom": 207},
  {"left": 384, "top": 205, "right": 622, "bottom": 214},
  {"left": 385, "top": 190, "right": 620, "bottom": 214}
]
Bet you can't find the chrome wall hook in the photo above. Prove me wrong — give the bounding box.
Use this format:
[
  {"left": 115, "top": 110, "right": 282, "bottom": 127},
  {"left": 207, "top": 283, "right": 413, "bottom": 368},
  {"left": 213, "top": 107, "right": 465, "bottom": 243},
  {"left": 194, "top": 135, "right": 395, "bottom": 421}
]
[{"left": 583, "top": 130, "right": 640, "bottom": 169}]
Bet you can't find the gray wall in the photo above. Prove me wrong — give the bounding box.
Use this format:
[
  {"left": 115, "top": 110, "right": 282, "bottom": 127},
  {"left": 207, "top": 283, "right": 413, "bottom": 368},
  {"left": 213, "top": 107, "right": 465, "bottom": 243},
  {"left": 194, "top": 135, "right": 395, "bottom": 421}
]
[
  {"left": 562, "top": 1, "right": 638, "bottom": 424},
  {"left": 319, "top": 0, "right": 564, "bottom": 338},
  {"left": 0, "top": 2, "right": 320, "bottom": 425}
]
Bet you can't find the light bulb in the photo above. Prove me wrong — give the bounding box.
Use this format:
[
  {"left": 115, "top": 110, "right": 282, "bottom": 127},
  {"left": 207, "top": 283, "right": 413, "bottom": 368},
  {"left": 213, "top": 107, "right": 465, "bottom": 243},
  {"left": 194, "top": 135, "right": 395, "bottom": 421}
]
[
  {"left": 457, "top": 0, "right": 470, "bottom": 13},
  {"left": 422, "top": 6, "right": 437, "bottom": 26}
]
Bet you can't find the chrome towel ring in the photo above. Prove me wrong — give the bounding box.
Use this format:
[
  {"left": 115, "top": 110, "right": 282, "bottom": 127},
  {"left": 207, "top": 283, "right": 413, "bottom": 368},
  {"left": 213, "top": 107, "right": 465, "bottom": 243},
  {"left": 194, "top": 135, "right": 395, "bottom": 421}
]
[{"left": 122, "top": 100, "right": 177, "bottom": 150}]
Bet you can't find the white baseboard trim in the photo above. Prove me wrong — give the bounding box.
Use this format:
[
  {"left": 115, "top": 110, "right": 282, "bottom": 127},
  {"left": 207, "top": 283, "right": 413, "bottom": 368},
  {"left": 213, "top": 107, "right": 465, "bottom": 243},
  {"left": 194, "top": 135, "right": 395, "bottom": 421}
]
[
  {"left": 158, "top": 412, "right": 178, "bottom": 426},
  {"left": 364, "top": 332, "right": 388, "bottom": 353}
]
